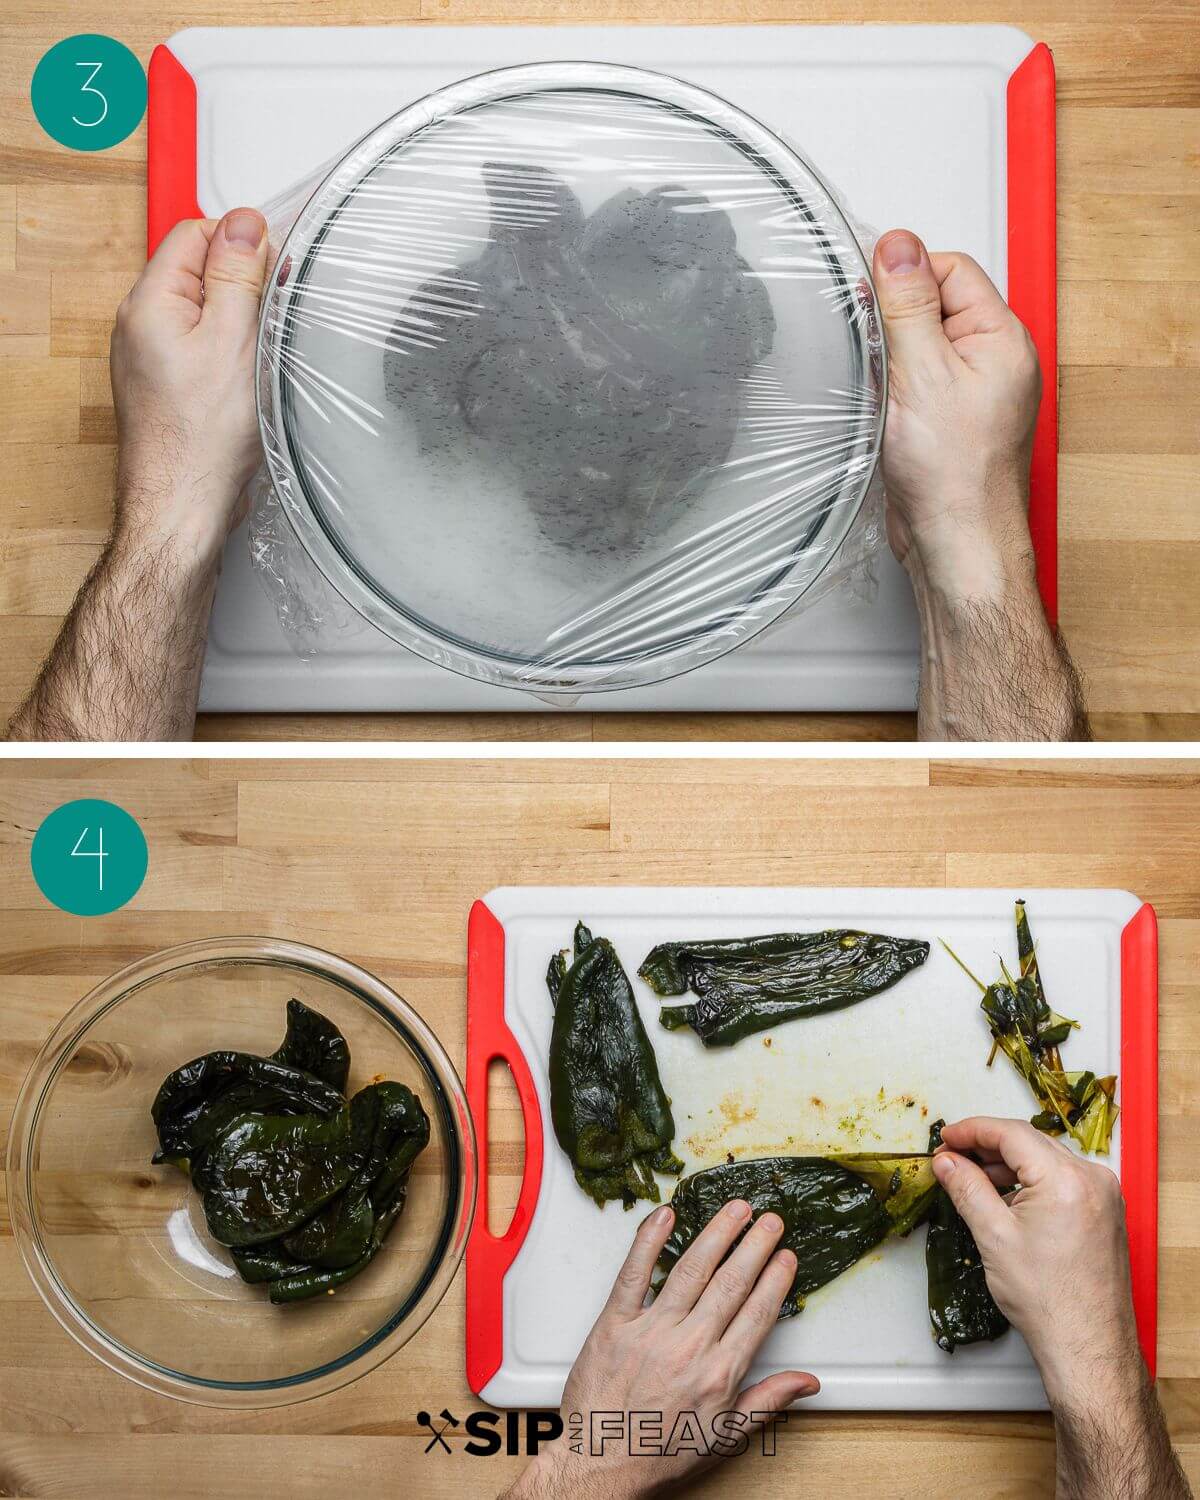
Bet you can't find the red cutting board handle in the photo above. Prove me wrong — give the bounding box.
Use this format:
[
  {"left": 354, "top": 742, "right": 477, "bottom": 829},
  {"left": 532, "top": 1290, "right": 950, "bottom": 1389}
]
[
  {"left": 465, "top": 899, "right": 545, "bottom": 1396},
  {"left": 1121, "top": 901, "right": 1158, "bottom": 1379}
]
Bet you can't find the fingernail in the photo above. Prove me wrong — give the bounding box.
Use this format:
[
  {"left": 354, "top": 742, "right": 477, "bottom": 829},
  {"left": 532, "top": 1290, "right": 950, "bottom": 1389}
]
[
  {"left": 777, "top": 1249, "right": 797, "bottom": 1272},
  {"left": 759, "top": 1212, "right": 784, "bottom": 1235},
  {"left": 932, "top": 1153, "right": 955, "bottom": 1178},
  {"left": 879, "top": 231, "right": 922, "bottom": 275},
  {"left": 223, "top": 209, "right": 265, "bottom": 250},
  {"left": 725, "top": 1199, "right": 750, "bottom": 1220},
  {"left": 650, "top": 1204, "right": 672, "bottom": 1226}
]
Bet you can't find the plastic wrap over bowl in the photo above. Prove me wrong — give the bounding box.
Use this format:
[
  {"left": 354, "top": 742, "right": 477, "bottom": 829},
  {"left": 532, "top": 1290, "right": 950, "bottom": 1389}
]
[{"left": 256, "top": 62, "right": 885, "bottom": 692}]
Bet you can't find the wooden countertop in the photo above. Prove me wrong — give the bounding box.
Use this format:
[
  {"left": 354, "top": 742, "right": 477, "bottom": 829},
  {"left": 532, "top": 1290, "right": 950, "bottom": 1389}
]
[
  {"left": 0, "top": 754, "right": 1196, "bottom": 1496},
  {"left": 0, "top": 5, "right": 1197, "bottom": 743}
]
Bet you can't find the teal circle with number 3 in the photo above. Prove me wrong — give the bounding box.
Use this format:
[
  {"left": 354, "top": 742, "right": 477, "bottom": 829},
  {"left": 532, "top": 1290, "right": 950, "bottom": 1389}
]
[
  {"left": 31, "top": 35, "right": 146, "bottom": 152},
  {"left": 31, "top": 799, "right": 148, "bottom": 916}
]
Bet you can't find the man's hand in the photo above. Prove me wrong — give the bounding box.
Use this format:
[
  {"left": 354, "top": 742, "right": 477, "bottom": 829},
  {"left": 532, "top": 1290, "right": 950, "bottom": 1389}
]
[
  {"left": 871, "top": 229, "right": 1088, "bottom": 741},
  {"left": 933, "top": 1117, "right": 1137, "bottom": 1395},
  {"left": 110, "top": 208, "right": 269, "bottom": 567},
  {"left": 872, "top": 231, "right": 1041, "bottom": 599},
  {"left": 7, "top": 208, "right": 268, "bottom": 741},
  {"left": 934, "top": 1117, "right": 1190, "bottom": 1500},
  {"left": 506, "top": 1200, "right": 818, "bottom": 1499}
]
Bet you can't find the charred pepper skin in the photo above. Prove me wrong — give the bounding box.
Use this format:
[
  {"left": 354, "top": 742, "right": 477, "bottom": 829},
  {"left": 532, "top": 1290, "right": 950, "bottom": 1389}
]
[
  {"left": 924, "top": 1120, "right": 1009, "bottom": 1353},
  {"left": 548, "top": 922, "right": 683, "bottom": 1210},
  {"left": 641, "top": 929, "right": 931, "bottom": 1047},
  {"left": 384, "top": 162, "right": 775, "bottom": 551},
  {"left": 658, "top": 1152, "right": 937, "bottom": 1317}
]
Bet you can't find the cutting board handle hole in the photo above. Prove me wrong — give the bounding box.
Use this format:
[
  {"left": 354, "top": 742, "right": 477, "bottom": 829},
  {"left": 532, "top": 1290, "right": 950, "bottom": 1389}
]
[{"left": 486, "top": 1057, "right": 522, "bottom": 1238}]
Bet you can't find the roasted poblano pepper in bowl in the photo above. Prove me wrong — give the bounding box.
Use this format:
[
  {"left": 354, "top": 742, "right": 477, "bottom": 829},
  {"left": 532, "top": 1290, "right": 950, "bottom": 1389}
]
[{"left": 7, "top": 939, "right": 476, "bottom": 1408}]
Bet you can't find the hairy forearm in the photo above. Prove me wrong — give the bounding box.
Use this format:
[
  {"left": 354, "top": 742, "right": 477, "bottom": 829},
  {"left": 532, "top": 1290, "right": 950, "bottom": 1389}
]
[
  {"left": 1052, "top": 1366, "right": 1191, "bottom": 1500},
  {"left": 6, "top": 527, "right": 217, "bottom": 742},
  {"left": 906, "top": 543, "right": 1089, "bottom": 743}
]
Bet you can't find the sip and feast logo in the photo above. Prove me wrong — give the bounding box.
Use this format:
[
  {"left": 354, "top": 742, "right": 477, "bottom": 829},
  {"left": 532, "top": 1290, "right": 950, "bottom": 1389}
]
[{"left": 417, "top": 1408, "right": 785, "bottom": 1459}]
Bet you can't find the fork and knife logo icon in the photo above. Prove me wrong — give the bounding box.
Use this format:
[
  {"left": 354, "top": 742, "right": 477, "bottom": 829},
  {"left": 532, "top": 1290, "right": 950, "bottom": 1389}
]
[{"left": 417, "top": 1408, "right": 460, "bottom": 1453}]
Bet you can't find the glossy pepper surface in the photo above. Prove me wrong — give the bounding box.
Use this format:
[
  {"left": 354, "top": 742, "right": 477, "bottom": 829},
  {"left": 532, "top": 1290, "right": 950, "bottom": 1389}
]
[
  {"left": 151, "top": 1002, "right": 430, "bottom": 1303},
  {"left": 548, "top": 922, "right": 683, "bottom": 1209},
  {"left": 640, "top": 929, "right": 930, "bottom": 1047},
  {"left": 924, "top": 1120, "right": 1009, "bottom": 1352},
  {"left": 658, "top": 1151, "right": 937, "bottom": 1315}
]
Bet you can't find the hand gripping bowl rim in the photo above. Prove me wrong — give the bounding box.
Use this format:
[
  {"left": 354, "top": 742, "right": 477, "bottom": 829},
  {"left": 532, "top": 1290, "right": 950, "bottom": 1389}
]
[{"left": 256, "top": 60, "right": 887, "bottom": 693}]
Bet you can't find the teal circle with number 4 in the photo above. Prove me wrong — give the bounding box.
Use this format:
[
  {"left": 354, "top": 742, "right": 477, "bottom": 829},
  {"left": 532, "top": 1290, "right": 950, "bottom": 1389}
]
[
  {"left": 31, "top": 799, "right": 148, "bottom": 916},
  {"left": 31, "top": 35, "right": 146, "bottom": 152}
]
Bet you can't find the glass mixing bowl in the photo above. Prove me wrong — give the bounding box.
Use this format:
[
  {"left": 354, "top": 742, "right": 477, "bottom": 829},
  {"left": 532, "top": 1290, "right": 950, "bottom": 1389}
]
[
  {"left": 7, "top": 938, "right": 476, "bottom": 1408},
  {"left": 257, "top": 61, "right": 884, "bottom": 693}
]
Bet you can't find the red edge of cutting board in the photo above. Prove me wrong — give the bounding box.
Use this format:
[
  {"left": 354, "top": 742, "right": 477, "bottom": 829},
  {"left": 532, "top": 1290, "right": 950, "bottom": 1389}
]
[
  {"left": 147, "top": 46, "right": 201, "bottom": 252},
  {"left": 465, "top": 899, "right": 545, "bottom": 1396},
  {"left": 467, "top": 896, "right": 1158, "bottom": 1399},
  {"left": 1121, "top": 901, "right": 1159, "bottom": 1380},
  {"left": 145, "top": 34, "right": 1059, "bottom": 623},
  {"left": 1007, "top": 40, "right": 1059, "bottom": 625}
]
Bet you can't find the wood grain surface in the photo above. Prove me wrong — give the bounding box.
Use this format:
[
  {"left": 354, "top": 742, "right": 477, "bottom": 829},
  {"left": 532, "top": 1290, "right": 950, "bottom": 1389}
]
[
  {"left": 0, "top": 2, "right": 1198, "bottom": 740},
  {"left": 0, "top": 754, "right": 1197, "bottom": 1497}
]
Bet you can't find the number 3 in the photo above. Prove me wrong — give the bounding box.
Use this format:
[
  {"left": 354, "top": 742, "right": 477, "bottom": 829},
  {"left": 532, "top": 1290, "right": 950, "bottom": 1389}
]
[{"left": 72, "top": 61, "right": 108, "bottom": 128}]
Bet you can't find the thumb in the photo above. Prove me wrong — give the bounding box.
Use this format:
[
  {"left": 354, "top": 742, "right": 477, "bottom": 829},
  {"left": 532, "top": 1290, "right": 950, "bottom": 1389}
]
[
  {"left": 201, "top": 208, "right": 268, "bottom": 331},
  {"left": 872, "top": 229, "right": 949, "bottom": 371},
  {"left": 735, "top": 1369, "right": 819, "bottom": 1421},
  {"left": 931, "top": 1150, "right": 1010, "bottom": 1247}
]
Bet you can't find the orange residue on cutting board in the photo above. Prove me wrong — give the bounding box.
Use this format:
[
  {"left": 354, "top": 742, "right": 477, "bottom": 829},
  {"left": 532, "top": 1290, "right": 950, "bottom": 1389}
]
[{"left": 684, "top": 1082, "right": 930, "bottom": 1160}]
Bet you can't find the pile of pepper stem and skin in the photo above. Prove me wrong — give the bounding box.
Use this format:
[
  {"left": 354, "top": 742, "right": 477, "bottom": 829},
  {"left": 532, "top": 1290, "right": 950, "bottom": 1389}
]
[
  {"left": 548, "top": 923, "right": 683, "bottom": 1209},
  {"left": 941, "top": 899, "right": 1119, "bottom": 1154},
  {"left": 659, "top": 1136, "right": 1007, "bottom": 1352},
  {"left": 151, "top": 1000, "right": 430, "bottom": 1303},
  {"left": 639, "top": 929, "right": 931, "bottom": 1047}
]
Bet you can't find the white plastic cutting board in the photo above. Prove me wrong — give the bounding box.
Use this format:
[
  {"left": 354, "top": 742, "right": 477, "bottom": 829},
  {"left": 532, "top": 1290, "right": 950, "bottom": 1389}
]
[
  {"left": 163, "top": 23, "right": 1037, "bottom": 713},
  {"left": 472, "top": 886, "right": 1140, "bottom": 1410}
]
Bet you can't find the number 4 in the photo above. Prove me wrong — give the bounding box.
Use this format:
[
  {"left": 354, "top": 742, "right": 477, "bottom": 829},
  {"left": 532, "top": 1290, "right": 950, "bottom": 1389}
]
[
  {"left": 71, "top": 825, "right": 107, "bottom": 891},
  {"left": 73, "top": 62, "right": 108, "bottom": 129}
]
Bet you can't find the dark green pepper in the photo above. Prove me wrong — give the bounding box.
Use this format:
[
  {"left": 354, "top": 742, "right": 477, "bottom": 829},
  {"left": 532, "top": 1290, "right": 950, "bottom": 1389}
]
[
  {"left": 267, "top": 1195, "right": 408, "bottom": 1305},
  {"left": 640, "top": 929, "right": 931, "bottom": 1047},
  {"left": 281, "top": 1082, "right": 430, "bottom": 1269},
  {"left": 272, "top": 998, "right": 352, "bottom": 1093},
  {"left": 925, "top": 1120, "right": 1009, "bottom": 1352},
  {"left": 152, "top": 1003, "right": 430, "bottom": 1303},
  {"left": 548, "top": 922, "right": 683, "bottom": 1210},
  {"left": 659, "top": 1152, "right": 938, "bottom": 1315},
  {"left": 193, "top": 1108, "right": 357, "bottom": 1247},
  {"left": 151, "top": 999, "right": 352, "bottom": 1166},
  {"left": 151, "top": 1053, "right": 345, "bottom": 1165}
]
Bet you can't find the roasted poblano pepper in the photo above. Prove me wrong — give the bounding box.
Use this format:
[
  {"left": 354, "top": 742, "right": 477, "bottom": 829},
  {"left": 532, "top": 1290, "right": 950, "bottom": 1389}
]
[
  {"left": 658, "top": 1152, "right": 938, "bottom": 1316},
  {"left": 548, "top": 923, "right": 683, "bottom": 1210},
  {"left": 639, "top": 929, "right": 930, "bottom": 1047},
  {"left": 925, "top": 1121, "right": 1008, "bottom": 1352},
  {"left": 151, "top": 1052, "right": 345, "bottom": 1166},
  {"left": 271, "top": 997, "right": 351, "bottom": 1092},
  {"left": 943, "top": 900, "right": 1119, "bottom": 1154},
  {"left": 151, "top": 1003, "right": 429, "bottom": 1303}
]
